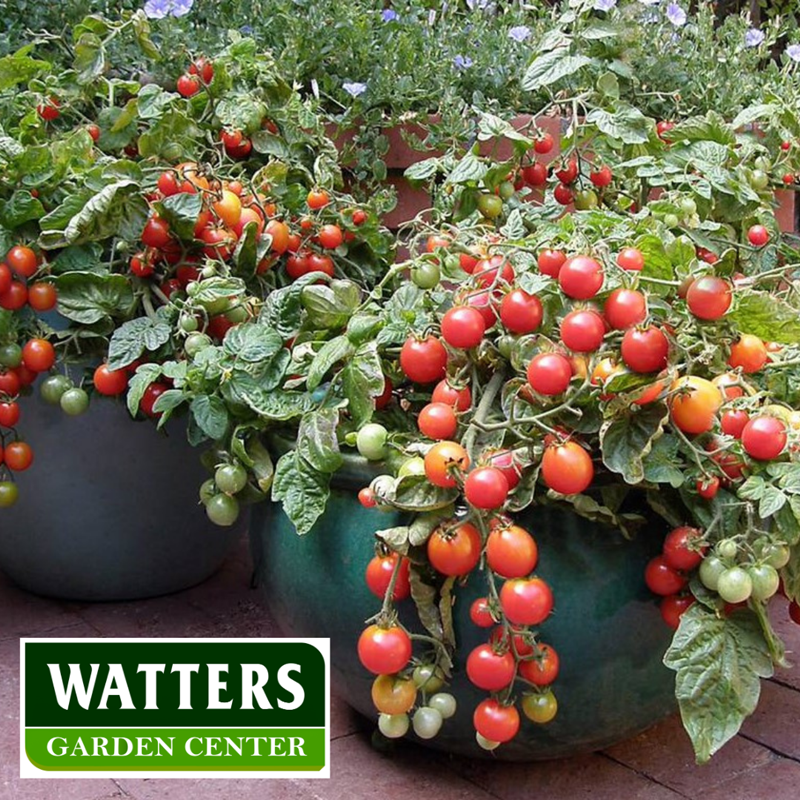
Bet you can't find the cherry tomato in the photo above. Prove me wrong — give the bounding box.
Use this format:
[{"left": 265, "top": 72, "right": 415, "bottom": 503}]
[
  {"left": 307, "top": 189, "right": 330, "bottom": 210},
  {"left": 473, "top": 699, "right": 519, "bottom": 744},
  {"left": 213, "top": 189, "right": 243, "bottom": 228},
  {"left": 645, "top": 556, "right": 688, "bottom": 596},
  {"left": 140, "top": 382, "right": 169, "bottom": 418},
  {"left": 318, "top": 224, "right": 344, "bottom": 250},
  {"left": 685, "top": 276, "right": 732, "bottom": 320},
  {"left": 604, "top": 288, "right": 647, "bottom": 330},
  {"left": 307, "top": 252, "right": 335, "bottom": 276},
  {"left": 27, "top": 282, "right": 57, "bottom": 311},
  {"left": 500, "top": 289, "right": 543, "bottom": 334},
  {"left": 660, "top": 595, "right": 694, "bottom": 629},
  {"left": 486, "top": 524, "right": 538, "bottom": 578},
  {"left": 466, "top": 644, "right": 515, "bottom": 691},
  {"left": 728, "top": 334, "right": 767, "bottom": 373},
  {"left": 0, "top": 370, "right": 21, "bottom": 397},
  {"left": 589, "top": 165, "right": 613, "bottom": 187},
  {"left": 0, "top": 401, "right": 20, "bottom": 428},
  {"left": 741, "top": 415, "right": 787, "bottom": 460},
  {"left": 418, "top": 402, "right": 458, "bottom": 440},
  {"left": 489, "top": 625, "right": 535, "bottom": 658},
  {"left": 432, "top": 380, "right": 471, "bottom": 411},
  {"left": 400, "top": 336, "right": 447, "bottom": 384},
  {"left": 616, "top": 248, "right": 644, "bottom": 272},
  {"left": 177, "top": 74, "right": 201, "bottom": 97},
  {"left": 522, "top": 691, "right": 558, "bottom": 724},
  {"left": 371, "top": 674, "right": 417, "bottom": 715},
  {"left": 518, "top": 643, "right": 559, "bottom": 686},
  {"left": 526, "top": 352, "right": 573, "bottom": 396},
  {"left": 534, "top": 132, "right": 554, "bottom": 154},
  {"left": 541, "top": 441, "right": 594, "bottom": 495},
  {"left": 662, "top": 526, "right": 706, "bottom": 571},
  {"left": 621, "top": 326, "right": 668, "bottom": 373},
  {"left": 424, "top": 440, "right": 470, "bottom": 488},
  {"left": 669, "top": 376, "right": 722, "bottom": 434},
  {"left": 469, "top": 597, "right": 495, "bottom": 628},
  {"left": 0, "top": 481, "right": 19, "bottom": 508},
  {"left": 427, "top": 522, "right": 481, "bottom": 576},
  {"left": 141, "top": 217, "right": 171, "bottom": 249},
  {"left": 717, "top": 566, "right": 752, "bottom": 603},
  {"left": 37, "top": 97, "right": 60, "bottom": 121},
  {"left": 721, "top": 409, "right": 749, "bottom": 438},
  {"left": 553, "top": 183, "right": 574, "bottom": 205},
  {"left": 358, "top": 487, "right": 377, "bottom": 508},
  {"left": 220, "top": 129, "right": 252, "bottom": 158},
  {"left": 554, "top": 158, "right": 578, "bottom": 184},
  {"left": 558, "top": 256, "right": 603, "bottom": 299},
  {"left": 537, "top": 249, "right": 566, "bottom": 278},
  {"left": 0, "top": 263, "right": 11, "bottom": 295},
  {"left": 0, "top": 281, "right": 28, "bottom": 310},
  {"left": 189, "top": 57, "right": 214, "bottom": 83},
  {"left": 365, "top": 553, "right": 411, "bottom": 601},
  {"left": 357, "top": 625, "right": 412, "bottom": 674},
  {"left": 486, "top": 450, "right": 521, "bottom": 490},
  {"left": 696, "top": 475, "right": 720, "bottom": 499},
  {"left": 7, "top": 245, "right": 38, "bottom": 278},
  {"left": 500, "top": 577, "right": 554, "bottom": 626},
  {"left": 22, "top": 339, "right": 55, "bottom": 373},
  {"left": 441, "top": 306, "right": 486, "bottom": 349},
  {"left": 4, "top": 441, "right": 33, "bottom": 471},
  {"left": 464, "top": 466, "right": 509, "bottom": 509},
  {"left": 522, "top": 162, "right": 547, "bottom": 187},
  {"left": 93, "top": 364, "right": 129, "bottom": 396},
  {"left": 473, "top": 255, "right": 515, "bottom": 289},
  {"left": 560, "top": 309, "right": 605, "bottom": 353},
  {"left": 747, "top": 225, "right": 769, "bottom": 247}
]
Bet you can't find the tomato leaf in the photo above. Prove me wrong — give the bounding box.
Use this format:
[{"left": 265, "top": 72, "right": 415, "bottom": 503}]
[
  {"left": 600, "top": 403, "right": 669, "bottom": 484},
  {"left": 522, "top": 49, "right": 591, "bottom": 92},
  {"left": 341, "top": 341, "right": 385, "bottom": 427},
  {"left": 729, "top": 292, "right": 800, "bottom": 345},
  {"left": 296, "top": 409, "right": 343, "bottom": 474},
  {"left": 271, "top": 450, "right": 330, "bottom": 535},
  {"left": 190, "top": 395, "right": 230, "bottom": 441},
  {"left": 107, "top": 315, "right": 172, "bottom": 368},
  {"left": 223, "top": 323, "right": 283, "bottom": 363},
  {"left": 642, "top": 434, "right": 685, "bottom": 488},
  {"left": 126, "top": 363, "right": 163, "bottom": 416},
  {"left": 307, "top": 335, "right": 355, "bottom": 392},
  {"left": 663, "top": 604, "right": 773, "bottom": 764},
  {"left": 155, "top": 192, "right": 203, "bottom": 242},
  {"left": 55, "top": 272, "right": 137, "bottom": 326}
]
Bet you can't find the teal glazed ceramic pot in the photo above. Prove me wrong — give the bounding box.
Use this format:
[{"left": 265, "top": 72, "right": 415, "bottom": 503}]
[
  {"left": 252, "top": 457, "right": 676, "bottom": 760},
  {"left": 0, "top": 386, "right": 242, "bottom": 601}
]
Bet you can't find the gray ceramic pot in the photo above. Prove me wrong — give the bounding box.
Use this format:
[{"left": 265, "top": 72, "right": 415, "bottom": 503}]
[{"left": 0, "top": 383, "right": 241, "bottom": 601}]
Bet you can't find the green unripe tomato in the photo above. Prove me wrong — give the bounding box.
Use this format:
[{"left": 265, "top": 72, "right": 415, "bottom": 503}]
[
  {"left": 185, "top": 332, "right": 212, "bottom": 357},
  {"left": 496, "top": 335, "right": 515, "bottom": 360},
  {"left": 699, "top": 554, "right": 726, "bottom": 591},
  {"left": 754, "top": 156, "right": 771, "bottom": 173},
  {"left": 205, "top": 493, "right": 240, "bottom": 527},
  {"left": 476, "top": 733, "right": 500, "bottom": 751},
  {"left": 0, "top": 344, "right": 22, "bottom": 368},
  {"left": 378, "top": 713, "right": 409, "bottom": 739},
  {"left": 428, "top": 692, "right": 457, "bottom": 719},
  {"left": 0, "top": 481, "right": 19, "bottom": 508},
  {"left": 185, "top": 281, "right": 200, "bottom": 297},
  {"left": 180, "top": 315, "right": 199, "bottom": 333},
  {"left": 522, "top": 690, "right": 558, "bottom": 724},
  {"left": 679, "top": 197, "right": 697, "bottom": 217},
  {"left": 498, "top": 181, "right": 516, "bottom": 200},
  {"left": 663, "top": 213, "right": 680, "bottom": 228},
  {"left": 573, "top": 188, "right": 599, "bottom": 210},
  {"left": 477, "top": 193, "right": 503, "bottom": 219},
  {"left": 750, "top": 169, "right": 769, "bottom": 191},
  {"left": 40, "top": 374, "right": 73, "bottom": 405},
  {"left": 226, "top": 304, "right": 249, "bottom": 324},
  {"left": 398, "top": 457, "right": 426, "bottom": 478},
  {"left": 412, "top": 664, "right": 445, "bottom": 693},
  {"left": 717, "top": 539, "right": 738, "bottom": 560},
  {"left": 748, "top": 564, "right": 780, "bottom": 601},
  {"left": 356, "top": 423, "right": 388, "bottom": 461},
  {"left": 200, "top": 266, "right": 216, "bottom": 279},
  {"left": 717, "top": 566, "right": 752, "bottom": 604},
  {"left": 59, "top": 387, "right": 90, "bottom": 416},
  {"left": 215, "top": 463, "right": 248, "bottom": 495},
  {"left": 412, "top": 706, "right": 443, "bottom": 739},
  {"left": 199, "top": 478, "right": 217, "bottom": 505},
  {"left": 764, "top": 544, "right": 791, "bottom": 569},
  {"left": 411, "top": 261, "right": 440, "bottom": 290}
]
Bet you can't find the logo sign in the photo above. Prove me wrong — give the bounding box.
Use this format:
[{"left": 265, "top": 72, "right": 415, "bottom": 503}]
[{"left": 20, "top": 638, "right": 329, "bottom": 779}]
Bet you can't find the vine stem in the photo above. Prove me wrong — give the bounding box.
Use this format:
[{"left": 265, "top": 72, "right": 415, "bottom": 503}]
[{"left": 462, "top": 370, "right": 506, "bottom": 457}]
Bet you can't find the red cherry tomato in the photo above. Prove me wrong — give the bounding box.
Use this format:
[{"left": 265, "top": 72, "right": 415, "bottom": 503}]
[
  {"left": 558, "top": 256, "right": 603, "bottom": 299},
  {"left": 500, "top": 577, "right": 554, "bottom": 626}
]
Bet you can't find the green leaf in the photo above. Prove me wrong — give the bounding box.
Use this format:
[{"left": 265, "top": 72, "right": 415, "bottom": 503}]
[
  {"left": 307, "top": 336, "right": 355, "bottom": 391},
  {"left": 0, "top": 48, "right": 48, "bottom": 91},
  {"left": 522, "top": 49, "right": 591, "bottom": 92},
  {"left": 445, "top": 153, "right": 488, "bottom": 185},
  {"left": 731, "top": 104, "right": 778, "bottom": 129},
  {"left": 223, "top": 323, "right": 283, "bottom": 363},
  {"left": 342, "top": 342, "right": 385, "bottom": 427},
  {"left": 760, "top": 485, "right": 787, "bottom": 518},
  {"left": 0, "top": 190, "right": 44, "bottom": 228},
  {"left": 107, "top": 315, "right": 172, "bottom": 368},
  {"left": 216, "top": 95, "right": 267, "bottom": 134},
  {"left": 663, "top": 604, "right": 773, "bottom": 764},
  {"left": 636, "top": 233, "right": 675, "bottom": 294},
  {"left": 260, "top": 274, "right": 320, "bottom": 339},
  {"left": 600, "top": 404, "right": 669, "bottom": 485},
  {"left": 404, "top": 157, "right": 440, "bottom": 182},
  {"left": 190, "top": 395, "right": 230, "bottom": 441},
  {"left": 297, "top": 409, "right": 343, "bottom": 474},
  {"left": 663, "top": 112, "right": 736, "bottom": 146},
  {"left": 272, "top": 450, "right": 330, "bottom": 535},
  {"left": 500, "top": 209, "right": 525, "bottom": 240},
  {"left": 54, "top": 272, "right": 136, "bottom": 325},
  {"left": 729, "top": 293, "right": 800, "bottom": 345},
  {"left": 476, "top": 112, "right": 531, "bottom": 145},
  {"left": 73, "top": 32, "right": 106, "bottom": 84},
  {"left": 126, "top": 364, "right": 163, "bottom": 416},
  {"left": 156, "top": 193, "right": 203, "bottom": 241},
  {"left": 301, "top": 279, "right": 361, "bottom": 330},
  {"left": 642, "top": 434, "right": 685, "bottom": 489},
  {"left": 224, "top": 380, "right": 312, "bottom": 421},
  {"left": 586, "top": 106, "right": 651, "bottom": 145},
  {"left": 233, "top": 221, "right": 259, "bottom": 275}
]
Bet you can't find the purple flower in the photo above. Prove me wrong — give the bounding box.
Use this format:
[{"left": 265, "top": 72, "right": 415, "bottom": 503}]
[
  {"left": 453, "top": 55, "right": 473, "bottom": 70},
  {"left": 745, "top": 28, "right": 765, "bottom": 48},
  {"left": 381, "top": 9, "right": 398, "bottom": 22},
  {"left": 594, "top": 0, "right": 617, "bottom": 11},
  {"left": 665, "top": 3, "right": 686, "bottom": 27},
  {"left": 143, "top": 0, "right": 193, "bottom": 18},
  {"left": 143, "top": 0, "right": 170, "bottom": 19},
  {"left": 787, "top": 43, "right": 800, "bottom": 62},
  {"left": 342, "top": 82, "right": 367, "bottom": 98},
  {"left": 508, "top": 26, "right": 531, "bottom": 43}
]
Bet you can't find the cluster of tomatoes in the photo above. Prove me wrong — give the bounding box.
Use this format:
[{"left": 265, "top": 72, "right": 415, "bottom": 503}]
[{"left": 0, "top": 245, "right": 58, "bottom": 313}]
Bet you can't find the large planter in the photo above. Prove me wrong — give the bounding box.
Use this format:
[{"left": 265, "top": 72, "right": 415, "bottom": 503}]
[
  {"left": 0, "top": 385, "right": 242, "bottom": 601},
  {"left": 252, "top": 460, "right": 677, "bottom": 760}
]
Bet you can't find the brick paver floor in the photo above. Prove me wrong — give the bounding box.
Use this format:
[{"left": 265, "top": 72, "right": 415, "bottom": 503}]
[{"left": 2, "top": 535, "right": 800, "bottom": 800}]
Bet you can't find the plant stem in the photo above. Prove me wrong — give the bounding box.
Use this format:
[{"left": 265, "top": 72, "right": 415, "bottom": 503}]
[{"left": 463, "top": 370, "right": 506, "bottom": 457}]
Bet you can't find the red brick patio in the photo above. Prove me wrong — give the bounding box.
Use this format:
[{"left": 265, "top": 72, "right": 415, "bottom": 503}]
[{"left": 3, "top": 535, "right": 800, "bottom": 800}]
